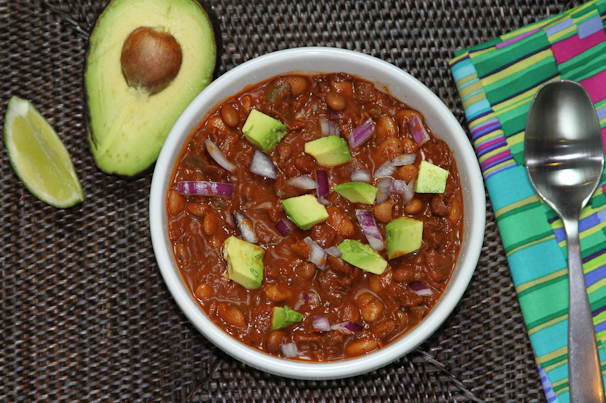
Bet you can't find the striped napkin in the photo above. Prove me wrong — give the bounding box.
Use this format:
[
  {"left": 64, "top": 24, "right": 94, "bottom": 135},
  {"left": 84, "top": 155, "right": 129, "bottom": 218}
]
[{"left": 449, "top": 1, "right": 606, "bottom": 401}]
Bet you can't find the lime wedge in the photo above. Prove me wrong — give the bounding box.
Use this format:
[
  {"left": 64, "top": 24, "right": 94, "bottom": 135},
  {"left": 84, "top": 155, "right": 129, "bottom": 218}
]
[{"left": 4, "top": 96, "right": 84, "bottom": 208}]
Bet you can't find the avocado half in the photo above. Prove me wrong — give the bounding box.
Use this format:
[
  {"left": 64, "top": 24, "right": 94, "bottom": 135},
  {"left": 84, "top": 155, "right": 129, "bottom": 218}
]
[{"left": 84, "top": 0, "right": 217, "bottom": 177}]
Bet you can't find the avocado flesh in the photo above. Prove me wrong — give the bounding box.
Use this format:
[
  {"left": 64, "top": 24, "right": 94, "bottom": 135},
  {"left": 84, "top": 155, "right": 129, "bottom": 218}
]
[
  {"left": 304, "top": 135, "right": 352, "bottom": 167},
  {"left": 223, "top": 236, "right": 265, "bottom": 289},
  {"left": 281, "top": 194, "right": 329, "bottom": 230},
  {"left": 85, "top": 0, "right": 216, "bottom": 176},
  {"left": 337, "top": 239, "right": 387, "bottom": 274},
  {"left": 333, "top": 182, "right": 378, "bottom": 204},
  {"left": 385, "top": 217, "right": 423, "bottom": 259},
  {"left": 272, "top": 306, "right": 304, "bottom": 330},
  {"left": 415, "top": 161, "right": 449, "bottom": 193},
  {"left": 242, "top": 109, "right": 287, "bottom": 152}
]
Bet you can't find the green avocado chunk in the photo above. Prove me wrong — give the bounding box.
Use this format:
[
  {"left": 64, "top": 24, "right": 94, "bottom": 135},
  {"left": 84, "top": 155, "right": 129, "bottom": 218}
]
[
  {"left": 333, "top": 182, "right": 378, "bottom": 204},
  {"left": 385, "top": 217, "right": 423, "bottom": 259},
  {"left": 337, "top": 239, "right": 387, "bottom": 275},
  {"left": 304, "top": 135, "right": 352, "bottom": 167},
  {"left": 223, "top": 236, "right": 265, "bottom": 289},
  {"left": 415, "top": 160, "right": 449, "bottom": 193},
  {"left": 242, "top": 109, "right": 287, "bottom": 151},
  {"left": 281, "top": 194, "right": 329, "bottom": 230},
  {"left": 272, "top": 305, "right": 304, "bottom": 330},
  {"left": 85, "top": 0, "right": 217, "bottom": 176}
]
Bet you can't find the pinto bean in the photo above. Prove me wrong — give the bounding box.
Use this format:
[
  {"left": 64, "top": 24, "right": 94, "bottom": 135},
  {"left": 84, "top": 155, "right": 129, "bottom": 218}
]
[
  {"left": 345, "top": 338, "right": 379, "bottom": 357},
  {"left": 395, "top": 109, "right": 423, "bottom": 125},
  {"left": 376, "top": 137, "right": 404, "bottom": 162},
  {"left": 372, "top": 319, "right": 396, "bottom": 339},
  {"left": 167, "top": 189, "right": 185, "bottom": 215},
  {"left": 203, "top": 210, "right": 220, "bottom": 236},
  {"left": 332, "top": 80, "right": 354, "bottom": 97},
  {"left": 175, "top": 243, "right": 189, "bottom": 263},
  {"left": 327, "top": 206, "right": 355, "bottom": 236},
  {"left": 186, "top": 202, "right": 210, "bottom": 217},
  {"left": 295, "top": 262, "right": 316, "bottom": 280},
  {"left": 288, "top": 76, "right": 308, "bottom": 96},
  {"left": 376, "top": 116, "right": 397, "bottom": 141},
  {"left": 449, "top": 197, "right": 462, "bottom": 222},
  {"left": 220, "top": 104, "right": 240, "bottom": 127},
  {"left": 218, "top": 303, "right": 246, "bottom": 327},
  {"left": 194, "top": 283, "right": 213, "bottom": 300},
  {"left": 401, "top": 137, "right": 419, "bottom": 154},
  {"left": 326, "top": 91, "right": 346, "bottom": 111},
  {"left": 264, "top": 283, "right": 292, "bottom": 302},
  {"left": 266, "top": 330, "right": 286, "bottom": 353},
  {"left": 393, "top": 267, "right": 415, "bottom": 282},
  {"left": 356, "top": 292, "right": 383, "bottom": 322},
  {"left": 373, "top": 199, "right": 396, "bottom": 223},
  {"left": 404, "top": 198, "right": 424, "bottom": 214},
  {"left": 397, "top": 164, "right": 418, "bottom": 183}
]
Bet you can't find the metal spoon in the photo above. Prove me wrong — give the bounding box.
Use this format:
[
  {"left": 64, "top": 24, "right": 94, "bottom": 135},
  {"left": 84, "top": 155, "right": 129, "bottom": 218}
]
[{"left": 525, "top": 80, "right": 605, "bottom": 403}]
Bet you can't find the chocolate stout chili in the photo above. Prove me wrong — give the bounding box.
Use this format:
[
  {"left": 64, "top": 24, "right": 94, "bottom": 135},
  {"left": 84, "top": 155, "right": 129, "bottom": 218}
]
[{"left": 167, "top": 73, "right": 463, "bottom": 361}]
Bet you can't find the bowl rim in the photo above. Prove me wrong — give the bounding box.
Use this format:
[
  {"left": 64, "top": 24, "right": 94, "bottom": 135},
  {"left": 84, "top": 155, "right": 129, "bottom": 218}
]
[{"left": 150, "top": 46, "right": 486, "bottom": 380}]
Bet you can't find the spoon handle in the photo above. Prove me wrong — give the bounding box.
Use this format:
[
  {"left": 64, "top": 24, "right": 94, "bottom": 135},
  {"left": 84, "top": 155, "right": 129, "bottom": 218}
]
[{"left": 564, "top": 217, "right": 605, "bottom": 403}]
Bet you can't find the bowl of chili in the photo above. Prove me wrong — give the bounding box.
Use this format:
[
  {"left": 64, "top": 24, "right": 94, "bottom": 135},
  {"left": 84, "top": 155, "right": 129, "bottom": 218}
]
[{"left": 150, "top": 47, "right": 486, "bottom": 379}]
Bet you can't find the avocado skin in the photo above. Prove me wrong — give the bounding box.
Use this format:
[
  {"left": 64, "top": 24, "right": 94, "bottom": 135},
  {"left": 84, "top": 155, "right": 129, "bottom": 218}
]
[{"left": 83, "top": 0, "right": 221, "bottom": 178}]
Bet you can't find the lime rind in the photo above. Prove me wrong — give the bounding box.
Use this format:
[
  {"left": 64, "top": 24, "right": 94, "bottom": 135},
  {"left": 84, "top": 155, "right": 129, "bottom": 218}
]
[{"left": 4, "top": 96, "right": 84, "bottom": 208}]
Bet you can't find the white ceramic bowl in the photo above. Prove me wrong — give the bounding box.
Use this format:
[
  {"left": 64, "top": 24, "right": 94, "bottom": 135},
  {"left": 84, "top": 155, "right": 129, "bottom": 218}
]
[{"left": 150, "top": 47, "right": 486, "bottom": 380}]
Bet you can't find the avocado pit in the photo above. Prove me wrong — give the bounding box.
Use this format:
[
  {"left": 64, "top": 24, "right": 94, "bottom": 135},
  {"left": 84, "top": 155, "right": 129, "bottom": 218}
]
[{"left": 120, "top": 26, "right": 183, "bottom": 95}]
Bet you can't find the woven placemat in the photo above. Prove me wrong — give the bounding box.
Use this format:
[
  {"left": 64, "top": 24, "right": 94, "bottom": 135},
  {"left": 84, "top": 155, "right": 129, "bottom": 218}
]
[{"left": 0, "top": 0, "right": 574, "bottom": 401}]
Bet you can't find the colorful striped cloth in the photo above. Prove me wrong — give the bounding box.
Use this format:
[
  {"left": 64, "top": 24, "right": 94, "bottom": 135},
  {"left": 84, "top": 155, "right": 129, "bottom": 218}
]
[{"left": 449, "top": 1, "right": 606, "bottom": 401}]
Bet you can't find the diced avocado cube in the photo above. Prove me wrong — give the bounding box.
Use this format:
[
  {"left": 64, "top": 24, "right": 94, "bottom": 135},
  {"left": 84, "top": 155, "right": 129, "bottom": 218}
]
[
  {"left": 385, "top": 217, "right": 423, "bottom": 259},
  {"left": 333, "top": 182, "right": 378, "bottom": 204},
  {"left": 223, "top": 236, "right": 265, "bottom": 289},
  {"left": 242, "top": 109, "right": 287, "bottom": 151},
  {"left": 272, "top": 305, "right": 304, "bottom": 330},
  {"left": 304, "top": 135, "right": 352, "bottom": 167},
  {"left": 281, "top": 194, "right": 329, "bottom": 230},
  {"left": 415, "top": 160, "right": 449, "bottom": 193},
  {"left": 336, "top": 239, "right": 387, "bottom": 275}
]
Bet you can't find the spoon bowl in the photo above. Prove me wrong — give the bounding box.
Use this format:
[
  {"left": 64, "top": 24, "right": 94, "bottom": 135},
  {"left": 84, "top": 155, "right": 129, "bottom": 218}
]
[{"left": 525, "top": 80, "right": 605, "bottom": 403}]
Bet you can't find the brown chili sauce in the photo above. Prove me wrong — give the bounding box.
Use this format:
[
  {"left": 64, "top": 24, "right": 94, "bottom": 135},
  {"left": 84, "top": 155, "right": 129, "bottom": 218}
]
[{"left": 167, "top": 73, "right": 463, "bottom": 361}]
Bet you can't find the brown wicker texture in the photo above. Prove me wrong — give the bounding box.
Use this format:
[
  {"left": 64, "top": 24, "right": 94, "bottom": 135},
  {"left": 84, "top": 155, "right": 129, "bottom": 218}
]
[{"left": 0, "top": 0, "right": 576, "bottom": 401}]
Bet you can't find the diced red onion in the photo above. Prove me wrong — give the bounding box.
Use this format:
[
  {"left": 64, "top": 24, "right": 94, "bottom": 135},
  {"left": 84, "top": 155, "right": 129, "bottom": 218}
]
[
  {"left": 348, "top": 118, "right": 375, "bottom": 148},
  {"left": 303, "top": 237, "right": 327, "bottom": 270},
  {"left": 355, "top": 209, "right": 385, "bottom": 251},
  {"left": 225, "top": 211, "right": 236, "bottom": 228},
  {"left": 315, "top": 170, "right": 329, "bottom": 204},
  {"left": 325, "top": 246, "right": 343, "bottom": 258},
  {"left": 280, "top": 343, "right": 299, "bottom": 358},
  {"left": 287, "top": 175, "right": 318, "bottom": 190},
  {"left": 275, "top": 219, "right": 292, "bottom": 236},
  {"left": 407, "top": 116, "right": 430, "bottom": 146},
  {"left": 253, "top": 201, "right": 273, "bottom": 210},
  {"left": 331, "top": 321, "right": 363, "bottom": 333},
  {"left": 296, "top": 292, "right": 319, "bottom": 307},
  {"left": 319, "top": 118, "right": 340, "bottom": 136},
  {"left": 374, "top": 160, "right": 396, "bottom": 178},
  {"left": 204, "top": 139, "right": 235, "bottom": 172},
  {"left": 250, "top": 149, "right": 278, "bottom": 179},
  {"left": 234, "top": 212, "right": 258, "bottom": 244},
  {"left": 409, "top": 281, "right": 433, "bottom": 296},
  {"left": 177, "top": 181, "right": 234, "bottom": 198},
  {"left": 351, "top": 169, "right": 371, "bottom": 183},
  {"left": 392, "top": 153, "right": 417, "bottom": 166},
  {"left": 375, "top": 178, "right": 392, "bottom": 204},
  {"left": 391, "top": 178, "right": 416, "bottom": 204},
  {"left": 312, "top": 316, "right": 331, "bottom": 332}
]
